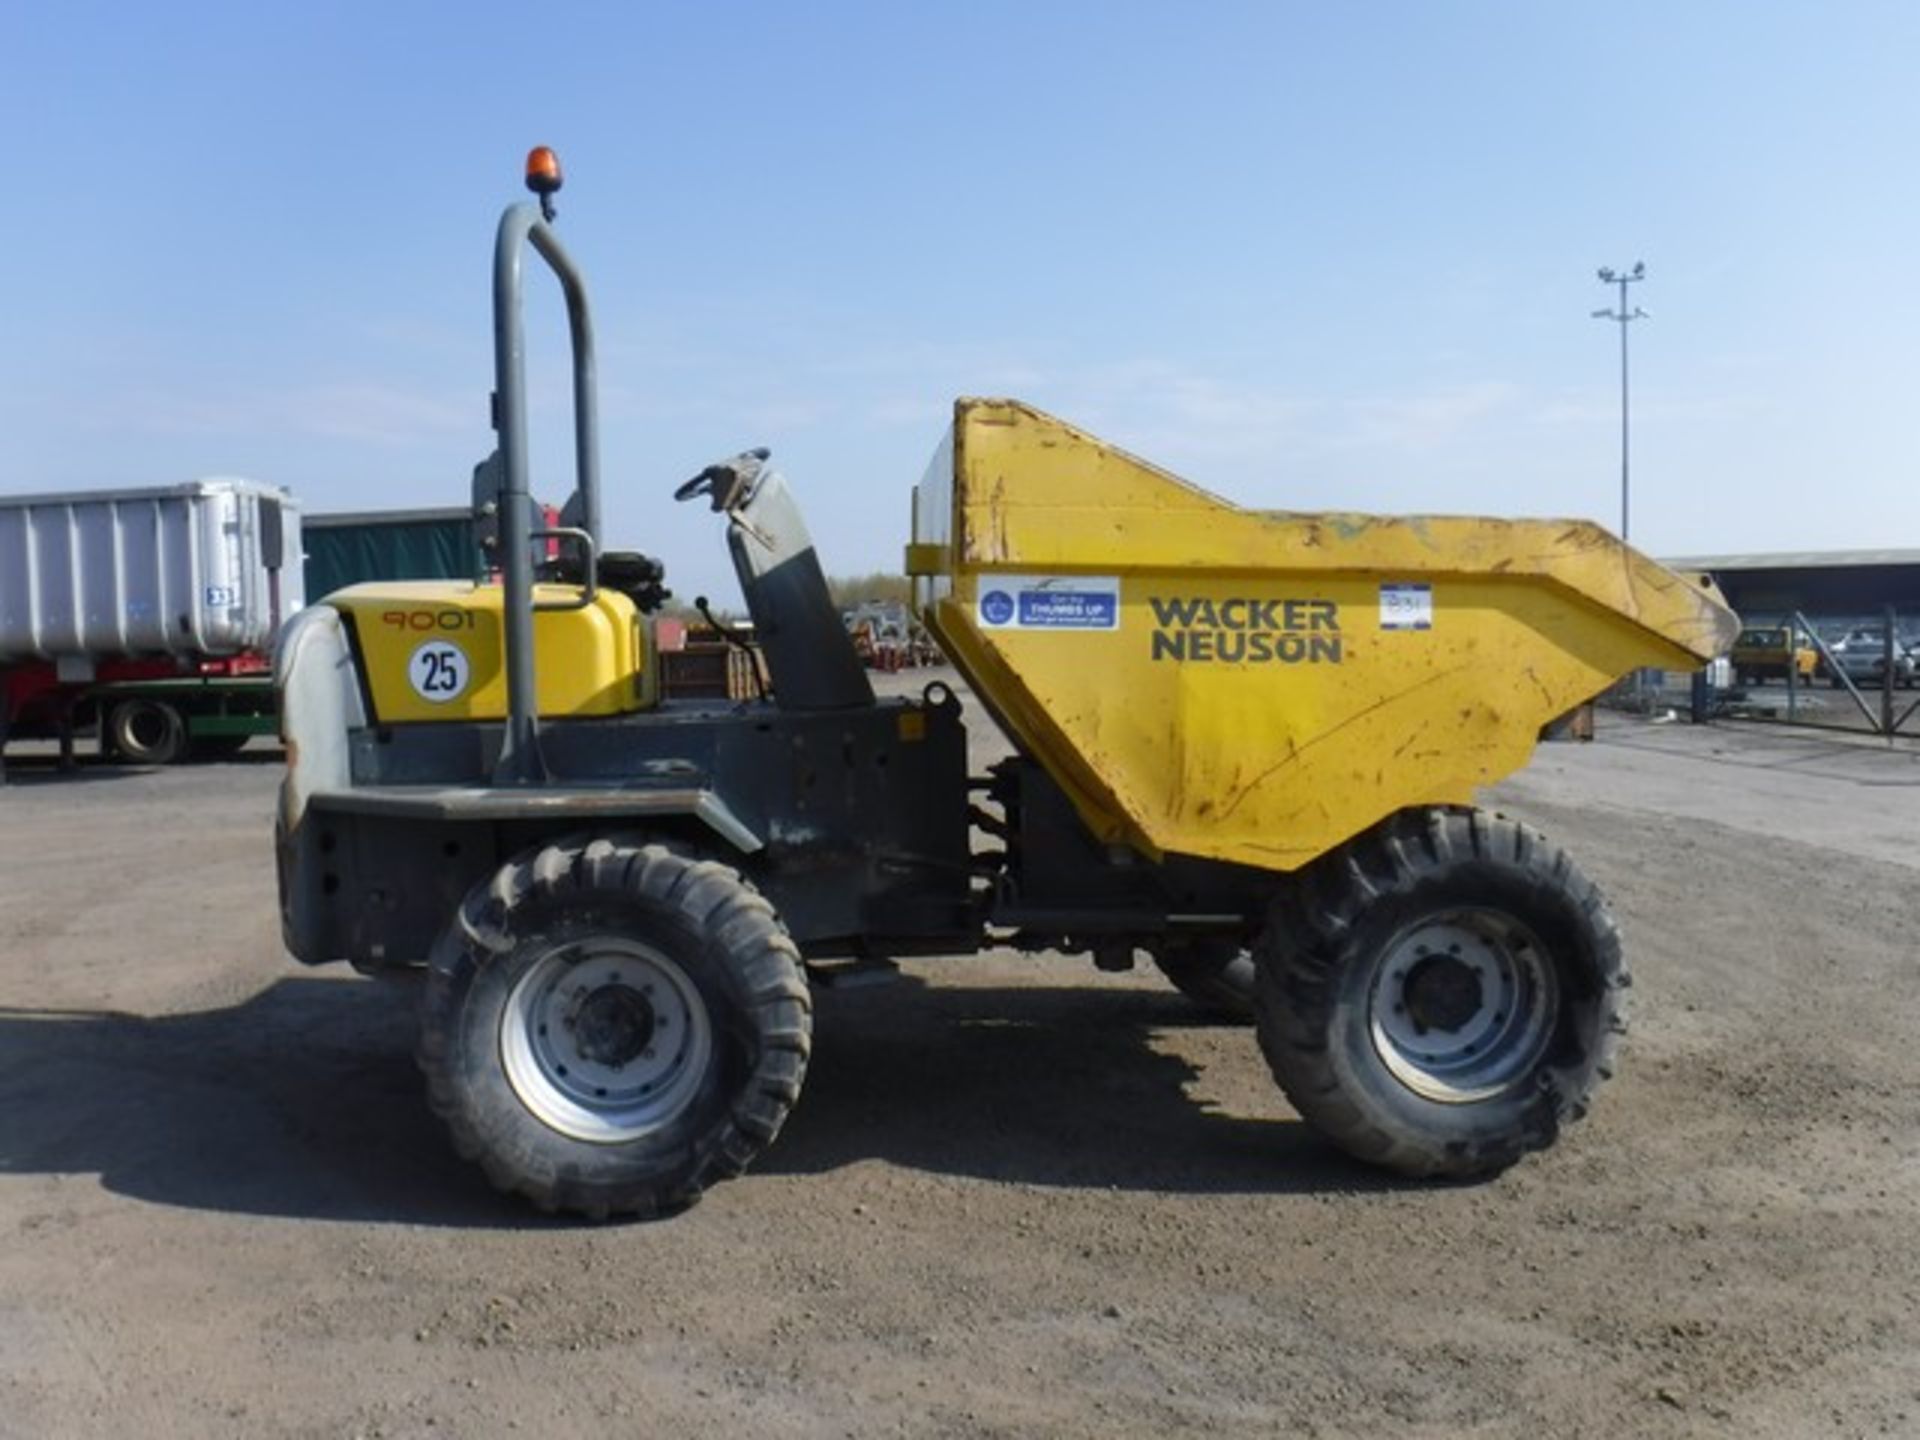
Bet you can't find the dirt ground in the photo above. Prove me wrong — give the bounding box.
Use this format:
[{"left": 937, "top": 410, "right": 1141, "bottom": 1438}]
[{"left": 1, "top": 687, "right": 1917, "bottom": 1440}]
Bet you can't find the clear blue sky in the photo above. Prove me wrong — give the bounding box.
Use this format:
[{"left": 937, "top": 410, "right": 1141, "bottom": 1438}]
[{"left": 4, "top": 2, "right": 1915, "bottom": 602}]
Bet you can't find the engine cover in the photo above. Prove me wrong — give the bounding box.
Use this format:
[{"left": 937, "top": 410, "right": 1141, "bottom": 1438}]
[{"left": 324, "top": 580, "right": 653, "bottom": 724}]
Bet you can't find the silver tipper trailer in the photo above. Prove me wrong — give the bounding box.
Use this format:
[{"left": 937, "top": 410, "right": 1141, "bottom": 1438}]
[
  {"left": 0, "top": 480, "right": 303, "bottom": 778},
  {"left": 0, "top": 479, "right": 303, "bottom": 663}
]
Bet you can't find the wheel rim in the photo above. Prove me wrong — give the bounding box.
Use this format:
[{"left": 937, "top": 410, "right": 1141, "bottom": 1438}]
[
  {"left": 1367, "top": 909, "right": 1558, "bottom": 1104},
  {"left": 500, "top": 937, "right": 714, "bottom": 1144},
  {"left": 130, "top": 708, "right": 164, "bottom": 749},
  {"left": 123, "top": 703, "right": 174, "bottom": 756}
]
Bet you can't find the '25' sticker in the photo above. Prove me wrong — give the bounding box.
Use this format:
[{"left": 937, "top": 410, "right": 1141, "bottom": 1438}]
[{"left": 408, "top": 641, "right": 471, "bottom": 702}]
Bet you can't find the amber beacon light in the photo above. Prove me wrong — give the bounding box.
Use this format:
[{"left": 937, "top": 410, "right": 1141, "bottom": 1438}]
[{"left": 525, "top": 146, "right": 564, "bottom": 218}]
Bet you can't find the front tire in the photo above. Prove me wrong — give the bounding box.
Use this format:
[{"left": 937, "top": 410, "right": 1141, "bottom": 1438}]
[
  {"left": 419, "top": 836, "right": 810, "bottom": 1218},
  {"left": 1254, "top": 808, "right": 1624, "bottom": 1179}
]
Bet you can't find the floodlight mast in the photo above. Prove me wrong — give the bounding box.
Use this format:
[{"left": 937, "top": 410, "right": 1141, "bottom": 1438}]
[{"left": 1592, "top": 263, "right": 1648, "bottom": 542}]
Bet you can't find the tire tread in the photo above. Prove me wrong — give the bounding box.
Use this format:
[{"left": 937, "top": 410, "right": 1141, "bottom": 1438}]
[
  {"left": 418, "top": 835, "right": 810, "bottom": 1219},
  {"left": 1253, "top": 806, "right": 1625, "bottom": 1180}
]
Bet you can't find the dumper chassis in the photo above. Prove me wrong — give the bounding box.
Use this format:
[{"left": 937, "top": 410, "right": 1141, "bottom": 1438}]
[{"left": 275, "top": 154, "right": 1733, "bottom": 1217}]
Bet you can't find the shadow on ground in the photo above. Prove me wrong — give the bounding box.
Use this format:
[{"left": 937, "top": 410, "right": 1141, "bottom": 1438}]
[
  {"left": 0, "top": 972, "right": 1388, "bottom": 1228},
  {"left": 0, "top": 748, "right": 284, "bottom": 784},
  {"left": 767, "top": 980, "right": 1386, "bottom": 1198},
  {"left": 0, "top": 760, "right": 181, "bottom": 786}
]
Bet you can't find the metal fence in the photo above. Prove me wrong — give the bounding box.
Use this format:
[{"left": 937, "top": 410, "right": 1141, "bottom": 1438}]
[{"left": 1629, "top": 603, "right": 1919, "bottom": 739}]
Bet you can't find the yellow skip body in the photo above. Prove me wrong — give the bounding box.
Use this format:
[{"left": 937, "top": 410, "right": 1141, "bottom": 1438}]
[{"left": 909, "top": 399, "right": 1738, "bottom": 871}]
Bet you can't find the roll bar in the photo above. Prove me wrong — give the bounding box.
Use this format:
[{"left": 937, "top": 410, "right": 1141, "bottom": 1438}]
[{"left": 488, "top": 198, "right": 600, "bottom": 784}]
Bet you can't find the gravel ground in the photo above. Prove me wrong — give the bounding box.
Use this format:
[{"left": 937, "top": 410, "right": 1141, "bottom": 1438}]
[{"left": 1, "top": 689, "right": 1916, "bottom": 1439}]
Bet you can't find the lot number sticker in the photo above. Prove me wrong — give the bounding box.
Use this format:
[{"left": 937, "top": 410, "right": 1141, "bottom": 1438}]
[
  {"left": 1379, "top": 583, "right": 1433, "bottom": 632},
  {"left": 408, "top": 640, "right": 471, "bottom": 703},
  {"left": 977, "top": 576, "right": 1120, "bottom": 631}
]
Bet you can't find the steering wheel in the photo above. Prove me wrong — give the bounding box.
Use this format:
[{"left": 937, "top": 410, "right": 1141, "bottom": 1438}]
[{"left": 674, "top": 447, "right": 770, "bottom": 509}]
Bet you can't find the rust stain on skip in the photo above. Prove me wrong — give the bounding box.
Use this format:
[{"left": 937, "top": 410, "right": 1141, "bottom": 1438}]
[
  {"left": 1521, "top": 665, "right": 1554, "bottom": 708},
  {"left": 984, "top": 473, "right": 1011, "bottom": 563}
]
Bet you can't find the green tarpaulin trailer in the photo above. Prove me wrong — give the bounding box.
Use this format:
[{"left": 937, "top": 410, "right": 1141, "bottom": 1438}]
[{"left": 302, "top": 509, "right": 483, "bottom": 600}]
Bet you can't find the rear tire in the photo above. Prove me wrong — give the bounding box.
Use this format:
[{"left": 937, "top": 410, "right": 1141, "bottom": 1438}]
[
  {"left": 106, "top": 699, "right": 188, "bottom": 765},
  {"left": 419, "top": 836, "right": 811, "bottom": 1218},
  {"left": 1152, "top": 940, "right": 1256, "bottom": 1021},
  {"left": 1254, "top": 807, "right": 1625, "bottom": 1179}
]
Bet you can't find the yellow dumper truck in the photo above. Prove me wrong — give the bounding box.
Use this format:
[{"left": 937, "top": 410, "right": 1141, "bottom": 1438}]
[{"left": 274, "top": 154, "right": 1738, "bottom": 1217}]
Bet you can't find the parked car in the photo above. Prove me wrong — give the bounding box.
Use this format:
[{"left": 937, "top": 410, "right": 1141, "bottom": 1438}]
[
  {"left": 1827, "top": 628, "right": 1916, "bottom": 689},
  {"left": 1730, "top": 625, "right": 1819, "bottom": 686}
]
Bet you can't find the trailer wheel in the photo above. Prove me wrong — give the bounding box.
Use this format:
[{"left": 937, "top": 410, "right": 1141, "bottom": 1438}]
[
  {"left": 1152, "top": 940, "right": 1256, "bottom": 1021},
  {"left": 106, "top": 699, "right": 188, "bottom": 765},
  {"left": 1254, "top": 807, "right": 1625, "bottom": 1179},
  {"left": 419, "top": 837, "right": 811, "bottom": 1218}
]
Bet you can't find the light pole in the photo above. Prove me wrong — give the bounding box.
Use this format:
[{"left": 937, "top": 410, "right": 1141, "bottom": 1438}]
[{"left": 1592, "top": 262, "right": 1647, "bottom": 542}]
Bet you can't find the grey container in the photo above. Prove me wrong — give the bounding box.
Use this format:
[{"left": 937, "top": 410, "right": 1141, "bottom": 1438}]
[{"left": 0, "top": 479, "right": 304, "bottom": 663}]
